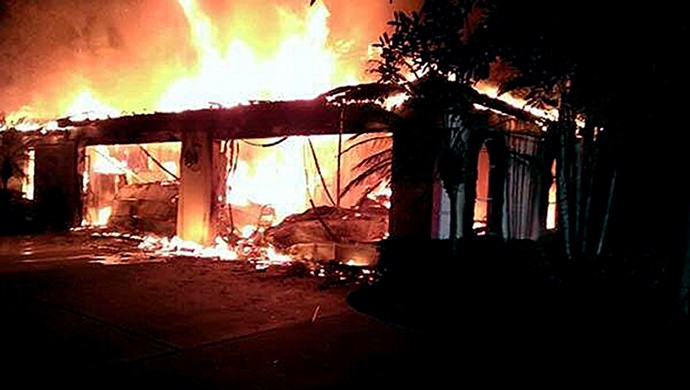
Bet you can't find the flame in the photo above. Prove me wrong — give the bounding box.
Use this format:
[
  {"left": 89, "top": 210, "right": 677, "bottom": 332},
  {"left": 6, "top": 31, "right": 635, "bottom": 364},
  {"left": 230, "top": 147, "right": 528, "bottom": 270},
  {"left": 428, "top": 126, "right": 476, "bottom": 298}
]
[
  {"left": 474, "top": 82, "right": 558, "bottom": 121},
  {"left": 227, "top": 135, "right": 361, "bottom": 226},
  {"left": 66, "top": 90, "right": 120, "bottom": 121},
  {"left": 382, "top": 92, "right": 410, "bottom": 111},
  {"left": 21, "top": 149, "right": 35, "bottom": 200},
  {"left": 157, "top": 1, "right": 354, "bottom": 111},
  {"left": 90, "top": 145, "right": 129, "bottom": 175},
  {"left": 161, "top": 161, "right": 178, "bottom": 177},
  {"left": 366, "top": 183, "right": 392, "bottom": 209},
  {"left": 1, "top": 108, "right": 59, "bottom": 132},
  {"left": 227, "top": 137, "right": 323, "bottom": 223},
  {"left": 95, "top": 207, "right": 112, "bottom": 226},
  {"left": 136, "top": 234, "right": 292, "bottom": 267},
  {"left": 241, "top": 225, "right": 257, "bottom": 238},
  {"left": 3, "top": 0, "right": 371, "bottom": 123},
  {"left": 139, "top": 235, "right": 239, "bottom": 261}
]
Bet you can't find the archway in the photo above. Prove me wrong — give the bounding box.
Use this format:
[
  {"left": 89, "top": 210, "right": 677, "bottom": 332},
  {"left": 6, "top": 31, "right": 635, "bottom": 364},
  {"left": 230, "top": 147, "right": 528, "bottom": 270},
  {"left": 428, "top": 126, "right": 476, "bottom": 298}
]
[{"left": 460, "top": 133, "right": 506, "bottom": 238}]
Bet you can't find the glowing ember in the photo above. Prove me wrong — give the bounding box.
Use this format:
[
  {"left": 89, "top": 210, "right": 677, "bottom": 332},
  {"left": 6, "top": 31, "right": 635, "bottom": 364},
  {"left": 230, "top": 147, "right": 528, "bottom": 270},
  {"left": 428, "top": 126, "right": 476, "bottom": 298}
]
[
  {"left": 474, "top": 82, "right": 558, "bottom": 121},
  {"left": 366, "top": 184, "right": 392, "bottom": 209},
  {"left": 136, "top": 234, "right": 293, "bottom": 267},
  {"left": 95, "top": 207, "right": 112, "bottom": 227},
  {"left": 139, "top": 235, "right": 239, "bottom": 261},
  {"left": 21, "top": 149, "right": 35, "bottom": 200}
]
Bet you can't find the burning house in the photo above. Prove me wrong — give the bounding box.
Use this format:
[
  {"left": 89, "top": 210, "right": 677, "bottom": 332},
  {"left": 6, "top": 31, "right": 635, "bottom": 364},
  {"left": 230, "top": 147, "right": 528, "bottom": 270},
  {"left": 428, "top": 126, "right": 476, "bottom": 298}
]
[
  {"left": 1, "top": 0, "right": 556, "bottom": 266},
  {"left": 5, "top": 83, "right": 554, "bottom": 265}
]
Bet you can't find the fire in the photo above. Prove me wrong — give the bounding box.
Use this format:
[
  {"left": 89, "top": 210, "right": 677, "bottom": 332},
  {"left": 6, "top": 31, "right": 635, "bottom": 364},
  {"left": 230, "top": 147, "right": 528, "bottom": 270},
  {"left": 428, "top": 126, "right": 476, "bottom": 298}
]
[
  {"left": 3, "top": 0, "right": 370, "bottom": 124},
  {"left": 21, "top": 149, "right": 35, "bottom": 200},
  {"left": 157, "top": 1, "right": 355, "bottom": 111},
  {"left": 137, "top": 234, "right": 293, "bottom": 269},
  {"left": 66, "top": 90, "right": 120, "bottom": 121},
  {"left": 474, "top": 82, "right": 558, "bottom": 121},
  {"left": 3, "top": 1, "right": 398, "bottom": 266},
  {"left": 366, "top": 184, "right": 392, "bottom": 209},
  {"left": 95, "top": 207, "right": 113, "bottom": 227},
  {"left": 139, "top": 235, "right": 239, "bottom": 261},
  {"left": 227, "top": 136, "right": 340, "bottom": 224},
  {"left": 90, "top": 145, "right": 130, "bottom": 175}
]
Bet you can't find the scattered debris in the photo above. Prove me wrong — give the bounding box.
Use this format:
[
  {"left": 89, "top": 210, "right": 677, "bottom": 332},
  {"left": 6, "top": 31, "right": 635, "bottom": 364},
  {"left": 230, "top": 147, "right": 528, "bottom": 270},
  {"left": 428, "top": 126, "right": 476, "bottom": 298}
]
[{"left": 311, "top": 305, "right": 321, "bottom": 323}]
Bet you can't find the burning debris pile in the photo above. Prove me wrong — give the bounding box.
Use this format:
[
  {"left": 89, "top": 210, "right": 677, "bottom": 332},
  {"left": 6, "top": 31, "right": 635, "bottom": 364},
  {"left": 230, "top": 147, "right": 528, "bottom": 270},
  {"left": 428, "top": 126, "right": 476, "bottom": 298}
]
[
  {"left": 108, "top": 182, "right": 178, "bottom": 235},
  {"left": 267, "top": 200, "right": 388, "bottom": 265},
  {"left": 133, "top": 195, "right": 389, "bottom": 271},
  {"left": 81, "top": 135, "right": 391, "bottom": 272},
  {"left": 94, "top": 230, "right": 379, "bottom": 285}
]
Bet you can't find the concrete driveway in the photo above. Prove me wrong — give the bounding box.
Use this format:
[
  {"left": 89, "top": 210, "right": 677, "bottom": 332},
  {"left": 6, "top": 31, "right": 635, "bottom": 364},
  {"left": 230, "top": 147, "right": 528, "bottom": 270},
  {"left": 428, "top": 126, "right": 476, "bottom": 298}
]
[{"left": 0, "top": 234, "right": 440, "bottom": 388}]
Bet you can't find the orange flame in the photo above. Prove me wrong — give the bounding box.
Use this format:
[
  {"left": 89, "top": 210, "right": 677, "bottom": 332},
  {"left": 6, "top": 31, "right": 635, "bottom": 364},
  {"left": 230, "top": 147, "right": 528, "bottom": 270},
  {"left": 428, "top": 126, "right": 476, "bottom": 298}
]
[
  {"left": 66, "top": 90, "right": 120, "bottom": 121},
  {"left": 158, "top": 1, "right": 356, "bottom": 111},
  {"left": 3, "top": 0, "right": 368, "bottom": 124}
]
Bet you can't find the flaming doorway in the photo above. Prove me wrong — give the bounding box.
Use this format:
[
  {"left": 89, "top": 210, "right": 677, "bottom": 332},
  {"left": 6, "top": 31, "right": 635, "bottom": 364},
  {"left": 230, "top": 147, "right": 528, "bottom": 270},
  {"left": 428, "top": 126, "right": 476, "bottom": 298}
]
[{"left": 83, "top": 142, "right": 181, "bottom": 233}]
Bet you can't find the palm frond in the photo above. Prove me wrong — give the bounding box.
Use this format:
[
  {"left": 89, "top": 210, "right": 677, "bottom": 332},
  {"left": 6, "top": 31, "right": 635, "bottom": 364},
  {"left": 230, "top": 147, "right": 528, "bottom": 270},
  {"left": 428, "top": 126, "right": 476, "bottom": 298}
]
[
  {"left": 352, "top": 149, "right": 393, "bottom": 173},
  {"left": 341, "top": 135, "right": 392, "bottom": 156},
  {"left": 340, "top": 161, "right": 392, "bottom": 198}
]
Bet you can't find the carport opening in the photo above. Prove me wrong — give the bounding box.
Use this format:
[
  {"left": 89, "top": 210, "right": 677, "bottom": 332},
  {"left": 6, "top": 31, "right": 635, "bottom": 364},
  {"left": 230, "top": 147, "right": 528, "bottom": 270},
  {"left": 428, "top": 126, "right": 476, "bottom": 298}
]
[
  {"left": 82, "top": 134, "right": 392, "bottom": 264},
  {"left": 83, "top": 142, "right": 181, "bottom": 233}
]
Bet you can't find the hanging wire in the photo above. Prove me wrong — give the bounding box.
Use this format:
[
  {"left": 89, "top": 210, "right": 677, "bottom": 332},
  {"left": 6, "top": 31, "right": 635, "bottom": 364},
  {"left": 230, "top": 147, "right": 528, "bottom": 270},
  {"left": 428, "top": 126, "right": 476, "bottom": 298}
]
[
  {"left": 240, "top": 136, "right": 289, "bottom": 148},
  {"left": 302, "top": 141, "right": 339, "bottom": 243},
  {"left": 92, "top": 147, "right": 144, "bottom": 183},
  {"left": 307, "top": 138, "right": 337, "bottom": 207},
  {"left": 138, "top": 145, "right": 180, "bottom": 181}
]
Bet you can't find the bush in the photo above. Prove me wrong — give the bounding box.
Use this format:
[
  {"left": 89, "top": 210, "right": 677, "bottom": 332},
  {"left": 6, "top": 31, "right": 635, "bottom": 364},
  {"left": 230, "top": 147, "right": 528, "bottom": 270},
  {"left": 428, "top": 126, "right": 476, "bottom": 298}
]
[{"left": 0, "top": 190, "right": 38, "bottom": 235}]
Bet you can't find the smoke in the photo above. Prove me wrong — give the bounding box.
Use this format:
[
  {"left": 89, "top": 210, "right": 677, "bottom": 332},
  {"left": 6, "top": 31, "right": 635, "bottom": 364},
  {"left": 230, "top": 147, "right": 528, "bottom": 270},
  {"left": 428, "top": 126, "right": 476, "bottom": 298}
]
[{"left": 0, "top": 0, "right": 420, "bottom": 118}]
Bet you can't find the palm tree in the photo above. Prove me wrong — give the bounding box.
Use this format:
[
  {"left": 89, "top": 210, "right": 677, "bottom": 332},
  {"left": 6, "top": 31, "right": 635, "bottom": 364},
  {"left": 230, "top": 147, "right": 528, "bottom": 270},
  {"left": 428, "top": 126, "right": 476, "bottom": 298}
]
[{"left": 373, "top": 1, "right": 497, "bottom": 253}]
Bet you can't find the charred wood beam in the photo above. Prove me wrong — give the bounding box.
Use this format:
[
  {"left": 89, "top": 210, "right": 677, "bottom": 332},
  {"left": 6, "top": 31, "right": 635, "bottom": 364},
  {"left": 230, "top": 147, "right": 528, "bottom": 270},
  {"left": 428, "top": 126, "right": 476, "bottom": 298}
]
[
  {"left": 468, "top": 88, "right": 548, "bottom": 125},
  {"left": 54, "top": 100, "right": 396, "bottom": 145},
  {"left": 44, "top": 88, "right": 538, "bottom": 146}
]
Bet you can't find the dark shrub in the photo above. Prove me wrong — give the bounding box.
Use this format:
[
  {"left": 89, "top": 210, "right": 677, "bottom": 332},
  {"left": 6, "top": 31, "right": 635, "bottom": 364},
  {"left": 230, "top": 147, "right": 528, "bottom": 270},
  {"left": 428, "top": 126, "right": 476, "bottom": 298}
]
[{"left": 0, "top": 190, "right": 38, "bottom": 235}]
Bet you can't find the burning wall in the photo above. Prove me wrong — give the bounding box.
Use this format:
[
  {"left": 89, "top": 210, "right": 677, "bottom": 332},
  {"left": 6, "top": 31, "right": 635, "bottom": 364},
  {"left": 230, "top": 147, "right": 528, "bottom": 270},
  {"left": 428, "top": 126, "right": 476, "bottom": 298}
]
[{"left": 83, "top": 142, "right": 180, "bottom": 230}]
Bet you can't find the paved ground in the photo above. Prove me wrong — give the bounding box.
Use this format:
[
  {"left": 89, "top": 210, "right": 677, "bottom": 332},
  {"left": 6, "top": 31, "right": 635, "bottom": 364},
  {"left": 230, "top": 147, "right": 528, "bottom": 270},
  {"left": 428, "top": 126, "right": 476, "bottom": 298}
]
[
  {"left": 0, "top": 234, "right": 444, "bottom": 388},
  {"left": 3, "top": 233, "right": 687, "bottom": 387}
]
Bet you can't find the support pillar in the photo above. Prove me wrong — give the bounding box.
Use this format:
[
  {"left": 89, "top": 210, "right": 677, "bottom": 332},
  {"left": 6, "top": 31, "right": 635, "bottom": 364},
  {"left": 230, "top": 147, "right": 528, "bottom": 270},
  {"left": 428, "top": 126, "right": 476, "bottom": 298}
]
[
  {"left": 389, "top": 122, "right": 439, "bottom": 239},
  {"left": 34, "top": 141, "right": 81, "bottom": 231},
  {"left": 177, "top": 129, "right": 219, "bottom": 245}
]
